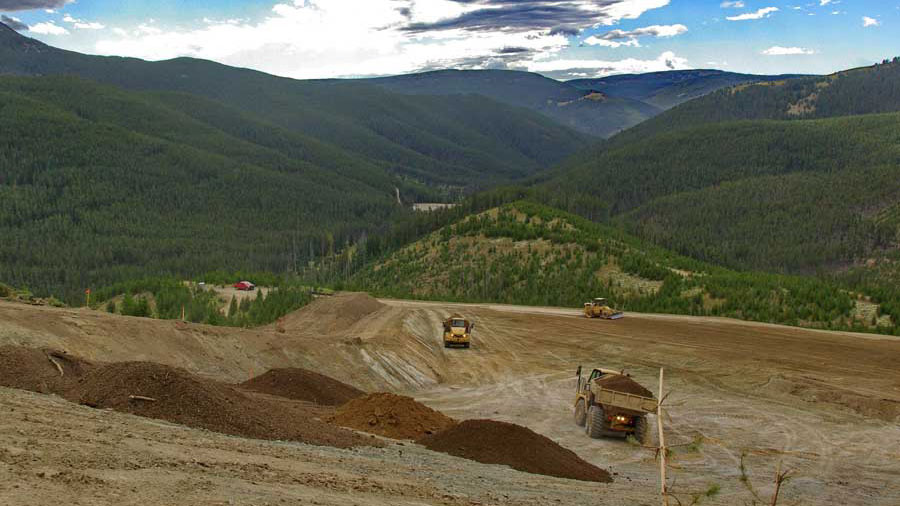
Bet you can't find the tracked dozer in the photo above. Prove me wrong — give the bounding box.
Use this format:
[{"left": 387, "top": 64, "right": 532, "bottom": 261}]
[{"left": 583, "top": 298, "right": 624, "bottom": 319}]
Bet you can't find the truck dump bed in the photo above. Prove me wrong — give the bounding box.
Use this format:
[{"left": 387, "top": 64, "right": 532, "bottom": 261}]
[
  {"left": 594, "top": 389, "right": 657, "bottom": 413},
  {"left": 592, "top": 374, "right": 656, "bottom": 413}
]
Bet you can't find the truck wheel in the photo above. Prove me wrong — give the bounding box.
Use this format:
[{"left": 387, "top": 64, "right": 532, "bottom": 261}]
[
  {"left": 634, "top": 415, "right": 649, "bottom": 445},
  {"left": 463, "top": 342, "right": 470, "bottom": 349},
  {"left": 587, "top": 405, "right": 605, "bottom": 439},
  {"left": 574, "top": 399, "right": 587, "bottom": 427}
]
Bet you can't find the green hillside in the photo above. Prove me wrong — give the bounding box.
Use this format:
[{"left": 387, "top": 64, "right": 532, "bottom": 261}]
[
  {"left": 545, "top": 86, "right": 900, "bottom": 275},
  {"left": 0, "top": 23, "right": 600, "bottom": 301},
  {"left": 615, "top": 58, "right": 900, "bottom": 142},
  {"left": 0, "top": 75, "right": 585, "bottom": 301},
  {"left": 0, "top": 24, "right": 589, "bottom": 191},
  {"left": 348, "top": 201, "right": 897, "bottom": 334}
]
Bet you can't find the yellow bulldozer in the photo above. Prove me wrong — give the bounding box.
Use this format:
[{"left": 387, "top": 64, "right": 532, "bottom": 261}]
[
  {"left": 442, "top": 314, "right": 473, "bottom": 348},
  {"left": 583, "top": 298, "right": 624, "bottom": 319}
]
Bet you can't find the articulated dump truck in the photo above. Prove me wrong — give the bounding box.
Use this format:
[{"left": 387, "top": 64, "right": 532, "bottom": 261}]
[
  {"left": 442, "top": 314, "right": 473, "bottom": 348},
  {"left": 573, "top": 366, "right": 655, "bottom": 443}
]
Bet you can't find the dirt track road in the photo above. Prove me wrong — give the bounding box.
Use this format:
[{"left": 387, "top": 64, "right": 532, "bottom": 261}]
[{"left": 1, "top": 294, "right": 899, "bottom": 505}]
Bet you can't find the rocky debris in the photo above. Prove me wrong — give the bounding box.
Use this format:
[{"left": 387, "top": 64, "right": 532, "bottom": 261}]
[
  {"left": 418, "top": 419, "right": 613, "bottom": 483},
  {"left": 332, "top": 392, "right": 456, "bottom": 440}
]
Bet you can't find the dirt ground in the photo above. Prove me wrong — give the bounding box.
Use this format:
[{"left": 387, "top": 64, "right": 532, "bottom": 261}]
[{"left": 1, "top": 294, "right": 899, "bottom": 505}]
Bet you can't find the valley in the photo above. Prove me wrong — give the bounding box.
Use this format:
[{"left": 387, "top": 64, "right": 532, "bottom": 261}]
[{"left": 2, "top": 3, "right": 899, "bottom": 506}]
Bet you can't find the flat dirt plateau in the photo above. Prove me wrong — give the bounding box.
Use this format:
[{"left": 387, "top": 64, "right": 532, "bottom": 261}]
[{"left": 1, "top": 293, "right": 899, "bottom": 505}]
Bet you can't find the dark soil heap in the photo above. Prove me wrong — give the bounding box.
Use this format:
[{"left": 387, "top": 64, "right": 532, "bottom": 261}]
[
  {"left": 75, "top": 361, "right": 375, "bottom": 448},
  {"left": 332, "top": 392, "right": 456, "bottom": 440},
  {"left": 418, "top": 420, "right": 612, "bottom": 483},
  {"left": 594, "top": 374, "right": 654, "bottom": 398},
  {"left": 0, "top": 346, "right": 92, "bottom": 396},
  {"left": 241, "top": 368, "right": 364, "bottom": 406}
]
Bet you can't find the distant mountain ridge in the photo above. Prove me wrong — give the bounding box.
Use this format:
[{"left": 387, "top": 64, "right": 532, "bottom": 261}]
[
  {"left": 366, "top": 69, "right": 661, "bottom": 137},
  {"left": 0, "top": 22, "right": 589, "bottom": 190},
  {"left": 568, "top": 69, "right": 810, "bottom": 110},
  {"left": 365, "top": 68, "right": 810, "bottom": 137},
  {"left": 1, "top": 20, "right": 814, "bottom": 138}
]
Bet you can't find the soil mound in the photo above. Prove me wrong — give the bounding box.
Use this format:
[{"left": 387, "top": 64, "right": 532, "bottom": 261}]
[
  {"left": 332, "top": 392, "right": 455, "bottom": 440},
  {"left": 595, "top": 374, "right": 654, "bottom": 398},
  {"left": 241, "top": 368, "right": 365, "bottom": 406},
  {"left": 76, "top": 361, "right": 374, "bottom": 448},
  {"left": 418, "top": 420, "right": 612, "bottom": 483},
  {"left": 278, "top": 292, "right": 384, "bottom": 334},
  {"left": 0, "top": 346, "right": 92, "bottom": 396}
]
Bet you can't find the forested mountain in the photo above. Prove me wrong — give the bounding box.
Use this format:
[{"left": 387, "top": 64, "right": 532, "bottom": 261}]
[
  {"left": 367, "top": 69, "right": 661, "bottom": 137},
  {"left": 539, "top": 56, "right": 900, "bottom": 282},
  {"left": 615, "top": 58, "right": 900, "bottom": 142},
  {"left": 0, "top": 73, "right": 585, "bottom": 301},
  {"left": 0, "top": 23, "right": 589, "bottom": 190},
  {"left": 544, "top": 112, "right": 900, "bottom": 273},
  {"left": 568, "top": 69, "right": 806, "bottom": 110},
  {"left": 0, "top": 23, "right": 600, "bottom": 301},
  {"left": 347, "top": 201, "right": 897, "bottom": 335}
]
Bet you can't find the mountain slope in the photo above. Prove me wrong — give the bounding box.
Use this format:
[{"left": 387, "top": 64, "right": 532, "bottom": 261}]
[
  {"left": 349, "top": 201, "right": 896, "bottom": 334},
  {"left": 615, "top": 58, "right": 900, "bottom": 142},
  {"left": 0, "top": 23, "right": 589, "bottom": 190},
  {"left": 0, "top": 75, "right": 411, "bottom": 299},
  {"left": 544, "top": 112, "right": 900, "bottom": 273},
  {"left": 367, "top": 69, "right": 661, "bottom": 137},
  {"left": 568, "top": 69, "right": 808, "bottom": 110}
]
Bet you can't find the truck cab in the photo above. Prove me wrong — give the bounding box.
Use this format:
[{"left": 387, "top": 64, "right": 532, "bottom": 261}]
[{"left": 443, "top": 315, "right": 473, "bottom": 348}]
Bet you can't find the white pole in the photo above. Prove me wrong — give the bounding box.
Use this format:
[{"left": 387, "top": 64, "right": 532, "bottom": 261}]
[{"left": 658, "top": 368, "right": 669, "bottom": 506}]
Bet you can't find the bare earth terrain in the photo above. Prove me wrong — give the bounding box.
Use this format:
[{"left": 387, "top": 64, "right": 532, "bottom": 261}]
[{"left": 1, "top": 293, "right": 898, "bottom": 505}]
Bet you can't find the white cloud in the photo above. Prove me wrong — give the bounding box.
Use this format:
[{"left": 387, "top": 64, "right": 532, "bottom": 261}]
[
  {"left": 819, "top": 0, "right": 832, "bottom": 5},
  {"left": 584, "top": 23, "right": 687, "bottom": 48},
  {"left": 761, "top": 46, "right": 815, "bottom": 56},
  {"left": 862, "top": 16, "right": 880, "bottom": 27},
  {"left": 28, "top": 21, "right": 69, "bottom": 35},
  {"left": 63, "top": 14, "right": 106, "bottom": 30},
  {"left": 93, "top": 0, "right": 578, "bottom": 79},
  {"left": 726, "top": 7, "right": 778, "bottom": 21},
  {"left": 720, "top": 1, "right": 744, "bottom": 8},
  {"left": 527, "top": 50, "right": 690, "bottom": 78}
]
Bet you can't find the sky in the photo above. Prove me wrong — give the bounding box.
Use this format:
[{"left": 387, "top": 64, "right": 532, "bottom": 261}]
[{"left": 1, "top": 0, "right": 898, "bottom": 80}]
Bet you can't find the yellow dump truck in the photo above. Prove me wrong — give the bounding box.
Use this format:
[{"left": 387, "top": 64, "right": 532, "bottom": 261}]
[
  {"left": 573, "top": 366, "right": 654, "bottom": 443},
  {"left": 583, "top": 298, "right": 624, "bottom": 319},
  {"left": 442, "top": 314, "right": 473, "bottom": 348}
]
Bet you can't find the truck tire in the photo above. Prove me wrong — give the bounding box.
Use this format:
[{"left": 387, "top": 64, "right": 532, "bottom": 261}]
[
  {"left": 634, "top": 415, "right": 649, "bottom": 445},
  {"left": 463, "top": 342, "right": 470, "bottom": 349},
  {"left": 574, "top": 399, "right": 587, "bottom": 427},
  {"left": 587, "top": 405, "right": 605, "bottom": 439}
]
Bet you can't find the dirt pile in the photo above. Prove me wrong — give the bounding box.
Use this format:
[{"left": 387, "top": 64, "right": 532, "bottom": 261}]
[
  {"left": 75, "top": 361, "right": 376, "bottom": 448},
  {"left": 332, "top": 392, "right": 456, "bottom": 440},
  {"left": 241, "top": 368, "right": 365, "bottom": 405},
  {"left": 418, "top": 420, "right": 613, "bottom": 483},
  {"left": 594, "top": 374, "right": 654, "bottom": 398},
  {"left": 277, "top": 292, "right": 384, "bottom": 334},
  {"left": 0, "top": 346, "right": 92, "bottom": 396}
]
